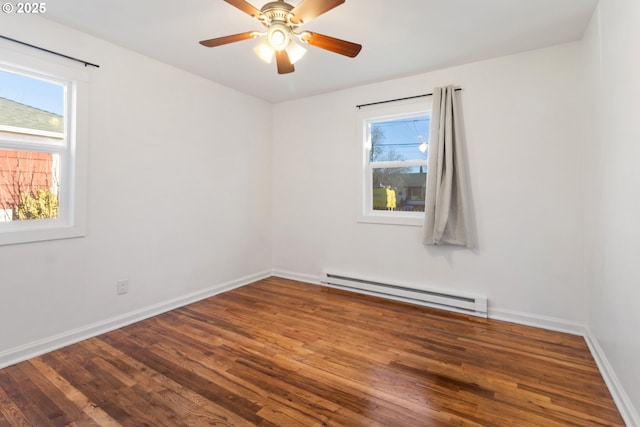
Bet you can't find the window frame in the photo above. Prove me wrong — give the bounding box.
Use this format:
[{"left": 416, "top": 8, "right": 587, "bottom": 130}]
[
  {"left": 0, "top": 42, "right": 89, "bottom": 246},
  {"left": 357, "top": 98, "right": 432, "bottom": 227}
]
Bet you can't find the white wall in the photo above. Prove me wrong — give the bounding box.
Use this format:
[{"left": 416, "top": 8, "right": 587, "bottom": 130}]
[
  {"left": 272, "top": 42, "right": 588, "bottom": 327},
  {"left": 0, "top": 16, "right": 273, "bottom": 358},
  {"left": 583, "top": 0, "right": 640, "bottom": 421},
  {"left": 1, "top": 7, "right": 636, "bottom": 423}
]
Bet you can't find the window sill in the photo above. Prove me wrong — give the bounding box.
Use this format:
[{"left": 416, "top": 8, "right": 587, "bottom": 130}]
[
  {"left": 357, "top": 212, "right": 424, "bottom": 227},
  {"left": 0, "top": 221, "right": 86, "bottom": 246}
]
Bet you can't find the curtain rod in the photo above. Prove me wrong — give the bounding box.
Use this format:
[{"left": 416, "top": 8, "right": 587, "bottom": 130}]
[
  {"left": 0, "top": 35, "right": 100, "bottom": 68},
  {"left": 356, "top": 87, "right": 462, "bottom": 109}
]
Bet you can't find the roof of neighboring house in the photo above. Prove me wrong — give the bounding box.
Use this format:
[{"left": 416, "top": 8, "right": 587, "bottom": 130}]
[
  {"left": 0, "top": 97, "right": 63, "bottom": 133},
  {"left": 402, "top": 171, "right": 427, "bottom": 187}
]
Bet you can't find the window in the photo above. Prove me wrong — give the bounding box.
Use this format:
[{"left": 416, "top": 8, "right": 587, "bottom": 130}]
[
  {"left": 0, "top": 44, "right": 89, "bottom": 245},
  {"left": 358, "top": 99, "right": 431, "bottom": 226}
]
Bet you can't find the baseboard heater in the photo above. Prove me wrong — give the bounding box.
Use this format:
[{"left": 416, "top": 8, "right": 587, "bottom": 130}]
[{"left": 322, "top": 271, "right": 488, "bottom": 318}]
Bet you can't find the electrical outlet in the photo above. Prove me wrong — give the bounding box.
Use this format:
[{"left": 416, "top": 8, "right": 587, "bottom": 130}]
[{"left": 117, "top": 278, "right": 129, "bottom": 295}]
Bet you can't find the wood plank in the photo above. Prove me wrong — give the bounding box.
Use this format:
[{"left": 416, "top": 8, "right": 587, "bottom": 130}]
[
  {"left": 28, "top": 357, "right": 119, "bottom": 427},
  {"left": 0, "top": 368, "right": 57, "bottom": 427},
  {"left": 0, "top": 277, "right": 625, "bottom": 426},
  {"left": 15, "top": 362, "right": 100, "bottom": 427},
  {"left": 85, "top": 338, "right": 254, "bottom": 427},
  {"left": 0, "top": 383, "right": 32, "bottom": 427}
]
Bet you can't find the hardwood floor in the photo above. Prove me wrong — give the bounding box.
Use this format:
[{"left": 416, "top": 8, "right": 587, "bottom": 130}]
[{"left": 0, "top": 277, "right": 624, "bottom": 426}]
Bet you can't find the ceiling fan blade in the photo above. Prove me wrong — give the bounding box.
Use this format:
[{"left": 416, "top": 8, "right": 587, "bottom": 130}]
[
  {"left": 224, "top": 0, "right": 261, "bottom": 17},
  {"left": 289, "top": 0, "right": 345, "bottom": 24},
  {"left": 302, "top": 32, "right": 362, "bottom": 58},
  {"left": 275, "top": 50, "right": 295, "bottom": 74},
  {"left": 199, "top": 32, "right": 257, "bottom": 47}
]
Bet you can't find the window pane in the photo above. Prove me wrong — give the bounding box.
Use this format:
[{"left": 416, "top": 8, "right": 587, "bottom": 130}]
[
  {"left": 0, "top": 149, "right": 60, "bottom": 222},
  {"left": 372, "top": 166, "right": 426, "bottom": 212},
  {"left": 0, "top": 69, "right": 64, "bottom": 134},
  {"left": 370, "top": 116, "right": 429, "bottom": 162}
]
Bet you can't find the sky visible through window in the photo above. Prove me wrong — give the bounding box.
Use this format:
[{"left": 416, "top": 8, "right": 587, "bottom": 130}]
[
  {"left": 0, "top": 68, "right": 64, "bottom": 115},
  {"left": 372, "top": 116, "right": 430, "bottom": 162}
]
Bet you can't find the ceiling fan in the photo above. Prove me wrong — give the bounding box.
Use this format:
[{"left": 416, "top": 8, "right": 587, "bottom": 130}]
[{"left": 199, "top": 0, "right": 362, "bottom": 74}]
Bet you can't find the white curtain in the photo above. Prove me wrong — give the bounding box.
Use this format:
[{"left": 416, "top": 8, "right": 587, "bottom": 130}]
[{"left": 423, "top": 85, "right": 472, "bottom": 247}]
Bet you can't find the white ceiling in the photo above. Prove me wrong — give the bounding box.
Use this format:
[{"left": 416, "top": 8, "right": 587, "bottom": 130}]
[{"left": 43, "top": 0, "right": 597, "bottom": 103}]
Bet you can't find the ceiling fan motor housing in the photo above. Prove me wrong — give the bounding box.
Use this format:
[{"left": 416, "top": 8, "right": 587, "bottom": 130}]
[
  {"left": 260, "top": 1, "right": 295, "bottom": 24},
  {"left": 259, "top": 1, "right": 299, "bottom": 52}
]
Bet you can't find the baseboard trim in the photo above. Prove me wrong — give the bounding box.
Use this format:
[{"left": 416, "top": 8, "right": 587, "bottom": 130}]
[
  {"left": 584, "top": 329, "right": 639, "bottom": 427},
  {"left": 0, "top": 270, "right": 271, "bottom": 370},
  {"left": 3, "top": 269, "right": 635, "bottom": 425},
  {"left": 488, "top": 308, "right": 640, "bottom": 424},
  {"left": 272, "top": 270, "right": 635, "bottom": 424},
  {"left": 273, "top": 272, "right": 586, "bottom": 335},
  {"left": 488, "top": 307, "right": 586, "bottom": 336},
  {"left": 271, "top": 269, "right": 322, "bottom": 285}
]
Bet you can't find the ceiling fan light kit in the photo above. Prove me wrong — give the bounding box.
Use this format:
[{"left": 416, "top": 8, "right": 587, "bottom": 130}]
[
  {"left": 199, "top": 0, "right": 362, "bottom": 74},
  {"left": 267, "top": 23, "right": 290, "bottom": 51},
  {"left": 284, "top": 41, "right": 307, "bottom": 64}
]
